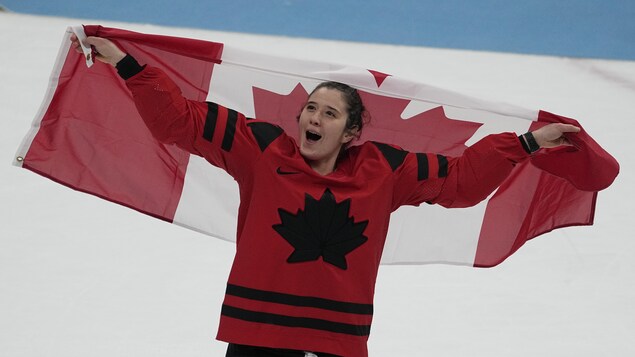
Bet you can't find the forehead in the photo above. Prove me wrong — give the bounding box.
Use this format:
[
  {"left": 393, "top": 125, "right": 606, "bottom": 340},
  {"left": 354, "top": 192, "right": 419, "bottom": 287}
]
[{"left": 307, "top": 87, "right": 347, "bottom": 112}]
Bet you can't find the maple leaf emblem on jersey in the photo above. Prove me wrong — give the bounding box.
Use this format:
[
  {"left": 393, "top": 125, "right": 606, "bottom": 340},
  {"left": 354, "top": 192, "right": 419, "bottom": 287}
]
[{"left": 272, "top": 188, "right": 368, "bottom": 270}]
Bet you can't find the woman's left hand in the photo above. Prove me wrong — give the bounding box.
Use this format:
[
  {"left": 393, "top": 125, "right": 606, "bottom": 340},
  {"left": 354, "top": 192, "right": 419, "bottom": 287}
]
[{"left": 532, "top": 123, "right": 581, "bottom": 149}]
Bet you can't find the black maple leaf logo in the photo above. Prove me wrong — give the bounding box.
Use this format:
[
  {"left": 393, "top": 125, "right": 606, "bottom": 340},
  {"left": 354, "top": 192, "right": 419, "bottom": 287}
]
[{"left": 272, "top": 189, "right": 369, "bottom": 270}]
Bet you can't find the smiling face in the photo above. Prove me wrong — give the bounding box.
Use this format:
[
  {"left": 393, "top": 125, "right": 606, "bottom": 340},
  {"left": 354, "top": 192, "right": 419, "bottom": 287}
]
[{"left": 298, "top": 87, "right": 356, "bottom": 175}]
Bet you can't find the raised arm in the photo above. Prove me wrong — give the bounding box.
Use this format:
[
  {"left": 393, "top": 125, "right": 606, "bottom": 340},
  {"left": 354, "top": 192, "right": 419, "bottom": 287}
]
[
  {"left": 391, "top": 124, "right": 580, "bottom": 210},
  {"left": 70, "top": 35, "right": 274, "bottom": 180}
]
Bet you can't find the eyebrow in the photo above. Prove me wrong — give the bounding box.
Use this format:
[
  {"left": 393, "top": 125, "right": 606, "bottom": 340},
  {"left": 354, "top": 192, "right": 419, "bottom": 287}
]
[{"left": 306, "top": 101, "right": 342, "bottom": 115}]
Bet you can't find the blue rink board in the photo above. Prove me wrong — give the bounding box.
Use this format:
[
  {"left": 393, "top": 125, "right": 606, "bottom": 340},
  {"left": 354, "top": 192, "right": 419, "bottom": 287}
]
[{"left": 2, "top": 0, "right": 634, "bottom": 61}]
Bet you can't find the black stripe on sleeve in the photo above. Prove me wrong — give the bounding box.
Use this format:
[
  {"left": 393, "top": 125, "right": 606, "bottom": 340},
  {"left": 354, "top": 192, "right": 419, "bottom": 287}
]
[
  {"left": 416, "top": 153, "right": 429, "bottom": 181},
  {"left": 221, "top": 109, "right": 238, "bottom": 152},
  {"left": 203, "top": 102, "right": 219, "bottom": 142},
  {"left": 226, "top": 284, "right": 373, "bottom": 315},
  {"left": 221, "top": 305, "right": 371, "bottom": 336},
  {"left": 437, "top": 154, "right": 448, "bottom": 178}
]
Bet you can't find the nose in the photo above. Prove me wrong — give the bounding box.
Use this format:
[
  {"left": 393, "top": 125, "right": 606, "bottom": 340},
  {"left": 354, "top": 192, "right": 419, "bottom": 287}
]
[{"left": 309, "top": 111, "right": 320, "bottom": 126}]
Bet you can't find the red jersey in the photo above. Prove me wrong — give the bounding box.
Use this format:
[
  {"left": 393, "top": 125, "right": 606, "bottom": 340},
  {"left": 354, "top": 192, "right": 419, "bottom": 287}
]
[{"left": 126, "top": 66, "right": 529, "bottom": 356}]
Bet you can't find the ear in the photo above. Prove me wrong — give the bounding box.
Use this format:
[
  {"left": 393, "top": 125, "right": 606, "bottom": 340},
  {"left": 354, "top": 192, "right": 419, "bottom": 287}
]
[{"left": 342, "top": 126, "right": 359, "bottom": 144}]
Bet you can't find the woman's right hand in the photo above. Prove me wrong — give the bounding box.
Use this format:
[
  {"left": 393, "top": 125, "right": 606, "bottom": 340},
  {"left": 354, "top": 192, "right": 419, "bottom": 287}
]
[{"left": 70, "top": 34, "right": 126, "bottom": 66}]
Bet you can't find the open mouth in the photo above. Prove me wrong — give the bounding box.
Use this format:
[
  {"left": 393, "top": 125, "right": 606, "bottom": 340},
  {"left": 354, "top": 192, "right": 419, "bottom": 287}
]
[{"left": 305, "top": 130, "right": 322, "bottom": 143}]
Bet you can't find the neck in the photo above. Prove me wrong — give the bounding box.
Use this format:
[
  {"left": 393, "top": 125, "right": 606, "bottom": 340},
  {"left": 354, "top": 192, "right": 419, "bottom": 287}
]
[{"left": 308, "top": 156, "right": 338, "bottom": 176}]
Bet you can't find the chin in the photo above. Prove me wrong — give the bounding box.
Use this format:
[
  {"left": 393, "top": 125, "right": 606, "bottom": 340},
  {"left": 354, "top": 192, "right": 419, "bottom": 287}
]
[{"left": 299, "top": 145, "right": 316, "bottom": 160}]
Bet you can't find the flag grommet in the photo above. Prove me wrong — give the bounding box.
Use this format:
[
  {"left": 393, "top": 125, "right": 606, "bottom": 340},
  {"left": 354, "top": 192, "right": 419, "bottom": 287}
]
[{"left": 16, "top": 156, "right": 24, "bottom": 162}]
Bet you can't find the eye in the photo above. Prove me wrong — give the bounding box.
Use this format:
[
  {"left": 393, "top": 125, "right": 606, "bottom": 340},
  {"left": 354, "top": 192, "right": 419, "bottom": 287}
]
[
  {"left": 306, "top": 104, "right": 316, "bottom": 111},
  {"left": 326, "top": 110, "right": 336, "bottom": 118}
]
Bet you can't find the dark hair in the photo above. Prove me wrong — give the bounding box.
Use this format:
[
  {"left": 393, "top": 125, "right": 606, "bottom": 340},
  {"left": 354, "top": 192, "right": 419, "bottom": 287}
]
[{"left": 309, "top": 81, "right": 370, "bottom": 142}]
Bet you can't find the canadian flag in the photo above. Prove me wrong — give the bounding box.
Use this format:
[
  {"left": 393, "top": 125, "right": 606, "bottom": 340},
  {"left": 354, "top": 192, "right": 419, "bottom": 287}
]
[{"left": 14, "top": 25, "right": 618, "bottom": 267}]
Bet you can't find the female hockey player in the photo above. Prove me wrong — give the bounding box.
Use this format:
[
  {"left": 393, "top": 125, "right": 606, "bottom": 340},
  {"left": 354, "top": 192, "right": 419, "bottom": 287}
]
[{"left": 71, "top": 34, "right": 579, "bottom": 357}]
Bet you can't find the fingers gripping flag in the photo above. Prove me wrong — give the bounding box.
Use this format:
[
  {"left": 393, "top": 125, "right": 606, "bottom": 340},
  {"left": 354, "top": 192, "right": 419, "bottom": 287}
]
[{"left": 14, "top": 25, "right": 619, "bottom": 267}]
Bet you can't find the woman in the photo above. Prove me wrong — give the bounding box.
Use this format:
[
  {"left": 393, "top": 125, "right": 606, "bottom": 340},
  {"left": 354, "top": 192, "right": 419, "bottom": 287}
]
[{"left": 71, "top": 35, "right": 579, "bottom": 357}]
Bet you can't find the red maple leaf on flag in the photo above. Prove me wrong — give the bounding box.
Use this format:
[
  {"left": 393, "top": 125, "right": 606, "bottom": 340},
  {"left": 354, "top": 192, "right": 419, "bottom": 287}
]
[{"left": 252, "top": 82, "right": 482, "bottom": 157}]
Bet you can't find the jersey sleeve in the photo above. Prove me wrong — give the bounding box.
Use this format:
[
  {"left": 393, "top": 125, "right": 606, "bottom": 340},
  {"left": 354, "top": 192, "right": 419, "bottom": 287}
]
[
  {"left": 125, "top": 66, "right": 284, "bottom": 181},
  {"left": 387, "top": 132, "right": 530, "bottom": 210}
]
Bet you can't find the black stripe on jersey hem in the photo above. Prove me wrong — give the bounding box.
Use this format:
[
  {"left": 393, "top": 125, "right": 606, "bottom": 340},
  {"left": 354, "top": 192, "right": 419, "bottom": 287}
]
[
  {"left": 221, "top": 304, "right": 371, "bottom": 336},
  {"left": 246, "top": 122, "right": 284, "bottom": 152},
  {"left": 203, "top": 102, "right": 218, "bottom": 142},
  {"left": 221, "top": 109, "right": 238, "bottom": 151},
  {"left": 226, "top": 284, "right": 373, "bottom": 315},
  {"left": 371, "top": 142, "right": 408, "bottom": 172},
  {"left": 437, "top": 154, "right": 448, "bottom": 178},
  {"left": 416, "top": 153, "right": 429, "bottom": 181}
]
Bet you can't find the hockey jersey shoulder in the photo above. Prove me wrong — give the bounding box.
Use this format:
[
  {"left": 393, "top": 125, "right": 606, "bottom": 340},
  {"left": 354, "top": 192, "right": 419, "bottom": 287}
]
[{"left": 245, "top": 120, "right": 285, "bottom": 152}]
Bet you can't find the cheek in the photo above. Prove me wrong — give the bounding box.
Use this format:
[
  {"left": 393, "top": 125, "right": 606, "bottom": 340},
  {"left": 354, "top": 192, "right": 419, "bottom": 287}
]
[
  {"left": 297, "top": 111, "right": 309, "bottom": 125},
  {"left": 333, "top": 121, "right": 349, "bottom": 138},
  {"left": 297, "top": 115, "right": 309, "bottom": 140}
]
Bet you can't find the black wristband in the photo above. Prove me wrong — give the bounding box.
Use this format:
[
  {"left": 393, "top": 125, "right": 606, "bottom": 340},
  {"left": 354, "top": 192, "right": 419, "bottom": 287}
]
[
  {"left": 115, "top": 54, "right": 144, "bottom": 80},
  {"left": 521, "top": 132, "right": 540, "bottom": 154},
  {"left": 518, "top": 135, "right": 531, "bottom": 154}
]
